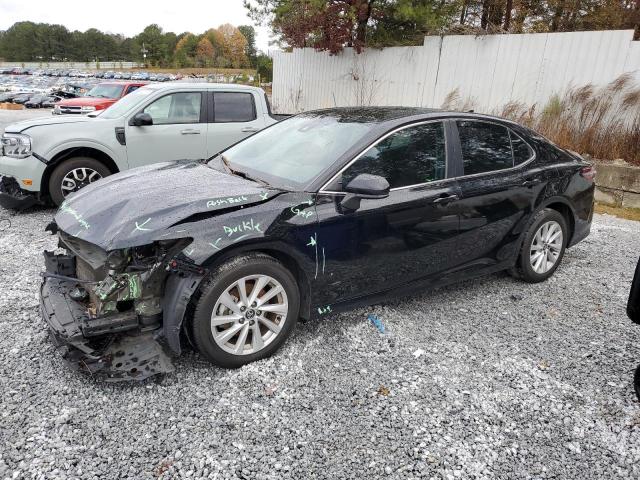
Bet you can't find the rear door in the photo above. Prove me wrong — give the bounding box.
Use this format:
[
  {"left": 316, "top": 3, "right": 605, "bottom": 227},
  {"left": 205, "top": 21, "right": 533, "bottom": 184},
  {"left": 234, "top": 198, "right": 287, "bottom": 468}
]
[
  {"left": 125, "top": 90, "right": 207, "bottom": 168},
  {"left": 450, "top": 119, "right": 537, "bottom": 270},
  {"left": 206, "top": 91, "right": 265, "bottom": 155}
]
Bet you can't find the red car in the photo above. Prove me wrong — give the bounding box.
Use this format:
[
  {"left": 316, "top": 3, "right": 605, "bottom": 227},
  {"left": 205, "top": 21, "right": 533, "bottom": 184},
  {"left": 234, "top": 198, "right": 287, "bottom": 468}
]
[{"left": 53, "top": 81, "right": 146, "bottom": 115}]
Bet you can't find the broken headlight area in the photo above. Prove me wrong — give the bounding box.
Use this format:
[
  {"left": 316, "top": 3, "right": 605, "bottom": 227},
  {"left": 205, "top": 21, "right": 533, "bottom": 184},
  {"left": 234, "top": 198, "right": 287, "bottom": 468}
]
[{"left": 40, "top": 234, "right": 195, "bottom": 381}]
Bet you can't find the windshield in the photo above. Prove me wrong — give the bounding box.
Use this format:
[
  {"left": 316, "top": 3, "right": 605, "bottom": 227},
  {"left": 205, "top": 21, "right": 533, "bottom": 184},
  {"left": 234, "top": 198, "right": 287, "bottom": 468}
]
[
  {"left": 100, "top": 86, "right": 155, "bottom": 119},
  {"left": 86, "top": 84, "right": 124, "bottom": 99},
  {"left": 220, "top": 114, "right": 375, "bottom": 189}
]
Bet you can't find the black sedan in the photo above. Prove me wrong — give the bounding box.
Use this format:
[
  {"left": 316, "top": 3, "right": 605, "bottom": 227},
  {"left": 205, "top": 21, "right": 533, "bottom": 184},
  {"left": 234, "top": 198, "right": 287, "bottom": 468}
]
[{"left": 41, "top": 107, "right": 595, "bottom": 381}]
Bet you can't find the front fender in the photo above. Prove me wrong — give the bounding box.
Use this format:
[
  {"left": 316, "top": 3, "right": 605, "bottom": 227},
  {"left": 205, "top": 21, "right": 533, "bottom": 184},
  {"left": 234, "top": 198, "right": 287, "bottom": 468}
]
[
  {"left": 161, "top": 273, "right": 205, "bottom": 354},
  {"left": 44, "top": 139, "right": 125, "bottom": 169}
]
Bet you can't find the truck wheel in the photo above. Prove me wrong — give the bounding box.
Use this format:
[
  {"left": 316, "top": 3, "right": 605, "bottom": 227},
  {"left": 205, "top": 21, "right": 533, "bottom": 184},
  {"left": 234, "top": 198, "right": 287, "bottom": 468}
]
[
  {"left": 191, "top": 253, "right": 300, "bottom": 368},
  {"left": 49, "top": 157, "right": 111, "bottom": 206}
]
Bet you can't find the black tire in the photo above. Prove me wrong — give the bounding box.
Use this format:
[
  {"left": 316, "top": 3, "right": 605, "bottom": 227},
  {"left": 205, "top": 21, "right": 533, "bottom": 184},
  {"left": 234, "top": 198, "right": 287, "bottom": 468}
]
[
  {"left": 191, "top": 253, "right": 300, "bottom": 368},
  {"left": 48, "top": 157, "right": 111, "bottom": 206},
  {"left": 511, "top": 208, "right": 568, "bottom": 283}
]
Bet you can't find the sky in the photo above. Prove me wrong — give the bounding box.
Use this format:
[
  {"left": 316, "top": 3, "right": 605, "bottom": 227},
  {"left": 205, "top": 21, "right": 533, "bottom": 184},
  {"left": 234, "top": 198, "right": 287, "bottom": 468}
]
[{"left": 0, "top": 0, "right": 274, "bottom": 51}]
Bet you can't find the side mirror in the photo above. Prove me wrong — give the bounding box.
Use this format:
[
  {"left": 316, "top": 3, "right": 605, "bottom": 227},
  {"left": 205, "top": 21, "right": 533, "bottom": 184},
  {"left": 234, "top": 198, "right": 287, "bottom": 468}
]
[
  {"left": 129, "top": 112, "right": 153, "bottom": 126},
  {"left": 340, "top": 174, "right": 390, "bottom": 212}
]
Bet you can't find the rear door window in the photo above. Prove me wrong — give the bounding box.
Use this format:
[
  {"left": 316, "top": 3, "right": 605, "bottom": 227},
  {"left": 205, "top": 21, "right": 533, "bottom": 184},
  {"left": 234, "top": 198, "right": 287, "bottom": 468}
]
[
  {"left": 457, "top": 121, "right": 513, "bottom": 175},
  {"left": 214, "top": 92, "right": 256, "bottom": 122}
]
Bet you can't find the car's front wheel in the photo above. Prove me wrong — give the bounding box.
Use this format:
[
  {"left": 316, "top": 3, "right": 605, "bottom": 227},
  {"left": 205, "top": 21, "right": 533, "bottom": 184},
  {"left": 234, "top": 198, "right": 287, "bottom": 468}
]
[
  {"left": 49, "top": 157, "right": 111, "bottom": 206},
  {"left": 191, "top": 253, "right": 300, "bottom": 368},
  {"left": 511, "top": 208, "right": 568, "bottom": 283}
]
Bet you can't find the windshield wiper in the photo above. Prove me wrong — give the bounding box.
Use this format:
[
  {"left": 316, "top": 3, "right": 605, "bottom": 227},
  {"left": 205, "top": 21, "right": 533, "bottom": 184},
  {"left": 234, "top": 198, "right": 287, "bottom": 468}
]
[{"left": 219, "top": 155, "right": 270, "bottom": 186}]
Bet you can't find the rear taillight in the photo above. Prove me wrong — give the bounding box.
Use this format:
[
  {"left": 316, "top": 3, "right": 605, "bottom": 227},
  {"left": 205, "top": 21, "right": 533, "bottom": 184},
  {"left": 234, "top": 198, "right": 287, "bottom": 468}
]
[{"left": 580, "top": 166, "right": 596, "bottom": 182}]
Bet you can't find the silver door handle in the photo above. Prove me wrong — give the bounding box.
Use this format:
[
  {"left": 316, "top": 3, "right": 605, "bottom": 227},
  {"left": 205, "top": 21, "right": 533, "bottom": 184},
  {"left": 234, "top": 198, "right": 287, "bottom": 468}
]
[
  {"left": 181, "top": 129, "right": 201, "bottom": 135},
  {"left": 241, "top": 127, "right": 259, "bottom": 133},
  {"left": 432, "top": 194, "right": 459, "bottom": 204}
]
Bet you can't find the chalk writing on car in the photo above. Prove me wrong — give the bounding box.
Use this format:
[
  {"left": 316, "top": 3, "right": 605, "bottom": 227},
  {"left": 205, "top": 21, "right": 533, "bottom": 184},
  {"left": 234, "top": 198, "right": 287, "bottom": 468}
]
[
  {"left": 59, "top": 201, "right": 90, "bottom": 230},
  {"left": 223, "top": 219, "right": 262, "bottom": 237},
  {"left": 206, "top": 195, "right": 248, "bottom": 208}
]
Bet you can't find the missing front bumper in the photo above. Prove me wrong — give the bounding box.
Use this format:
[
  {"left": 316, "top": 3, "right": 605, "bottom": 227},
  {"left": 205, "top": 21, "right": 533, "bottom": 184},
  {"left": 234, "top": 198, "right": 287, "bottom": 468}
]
[
  {"left": 0, "top": 175, "right": 38, "bottom": 210},
  {"left": 40, "top": 265, "right": 174, "bottom": 382}
]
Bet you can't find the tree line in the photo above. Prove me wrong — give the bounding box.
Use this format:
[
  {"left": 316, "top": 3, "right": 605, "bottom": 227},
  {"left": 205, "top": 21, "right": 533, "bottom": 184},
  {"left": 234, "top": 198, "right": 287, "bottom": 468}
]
[
  {"left": 0, "top": 22, "right": 260, "bottom": 69},
  {"left": 245, "top": 0, "right": 640, "bottom": 54}
]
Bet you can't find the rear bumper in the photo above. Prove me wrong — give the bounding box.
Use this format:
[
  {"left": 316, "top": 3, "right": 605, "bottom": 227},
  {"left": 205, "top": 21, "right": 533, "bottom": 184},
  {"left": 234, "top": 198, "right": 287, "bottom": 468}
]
[
  {"left": 40, "top": 252, "right": 174, "bottom": 381},
  {"left": 0, "top": 175, "right": 39, "bottom": 210},
  {"left": 568, "top": 216, "right": 591, "bottom": 247}
]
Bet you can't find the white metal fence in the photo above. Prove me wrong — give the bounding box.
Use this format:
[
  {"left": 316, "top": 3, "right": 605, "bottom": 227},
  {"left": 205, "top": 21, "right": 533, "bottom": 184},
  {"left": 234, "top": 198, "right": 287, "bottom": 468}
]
[{"left": 272, "top": 30, "right": 640, "bottom": 114}]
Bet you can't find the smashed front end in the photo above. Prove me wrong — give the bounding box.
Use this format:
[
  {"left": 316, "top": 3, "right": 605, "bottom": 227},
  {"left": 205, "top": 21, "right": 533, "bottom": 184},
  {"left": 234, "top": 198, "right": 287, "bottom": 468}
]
[{"left": 40, "top": 226, "right": 200, "bottom": 381}]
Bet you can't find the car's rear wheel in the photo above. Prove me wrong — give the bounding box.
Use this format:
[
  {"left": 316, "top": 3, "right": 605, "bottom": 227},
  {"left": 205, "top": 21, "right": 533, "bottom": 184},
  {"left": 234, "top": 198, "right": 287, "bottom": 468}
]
[
  {"left": 511, "top": 208, "right": 568, "bottom": 283},
  {"left": 49, "top": 157, "right": 111, "bottom": 206},
  {"left": 191, "top": 253, "right": 300, "bottom": 368}
]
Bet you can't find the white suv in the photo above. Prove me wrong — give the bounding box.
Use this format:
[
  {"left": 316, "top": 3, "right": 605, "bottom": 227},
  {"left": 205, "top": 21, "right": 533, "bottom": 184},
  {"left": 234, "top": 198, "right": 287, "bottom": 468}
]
[{"left": 0, "top": 83, "right": 282, "bottom": 208}]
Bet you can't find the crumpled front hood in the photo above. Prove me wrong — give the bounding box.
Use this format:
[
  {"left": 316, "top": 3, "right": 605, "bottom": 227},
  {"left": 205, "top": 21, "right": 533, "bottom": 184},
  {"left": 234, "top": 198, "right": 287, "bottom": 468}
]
[
  {"left": 54, "top": 161, "right": 278, "bottom": 251},
  {"left": 4, "top": 114, "right": 94, "bottom": 133}
]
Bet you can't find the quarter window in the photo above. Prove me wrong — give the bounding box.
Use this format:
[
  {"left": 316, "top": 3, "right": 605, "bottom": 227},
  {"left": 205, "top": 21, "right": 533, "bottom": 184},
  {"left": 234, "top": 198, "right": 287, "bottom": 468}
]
[
  {"left": 340, "top": 122, "right": 446, "bottom": 190},
  {"left": 214, "top": 92, "right": 256, "bottom": 122},
  {"left": 510, "top": 130, "right": 534, "bottom": 165},
  {"left": 143, "top": 92, "right": 202, "bottom": 125},
  {"left": 458, "top": 121, "right": 513, "bottom": 175}
]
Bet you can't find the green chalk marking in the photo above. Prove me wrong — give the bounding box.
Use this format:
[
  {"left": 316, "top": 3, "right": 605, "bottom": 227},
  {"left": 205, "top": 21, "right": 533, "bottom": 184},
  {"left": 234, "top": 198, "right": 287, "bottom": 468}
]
[
  {"left": 134, "top": 218, "right": 152, "bottom": 232},
  {"left": 59, "top": 202, "right": 90, "bottom": 230}
]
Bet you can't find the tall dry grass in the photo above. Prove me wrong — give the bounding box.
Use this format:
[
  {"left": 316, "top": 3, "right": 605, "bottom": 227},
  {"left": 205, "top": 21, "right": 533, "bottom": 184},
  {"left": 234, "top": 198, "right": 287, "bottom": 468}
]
[{"left": 442, "top": 74, "right": 640, "bottom": 166}]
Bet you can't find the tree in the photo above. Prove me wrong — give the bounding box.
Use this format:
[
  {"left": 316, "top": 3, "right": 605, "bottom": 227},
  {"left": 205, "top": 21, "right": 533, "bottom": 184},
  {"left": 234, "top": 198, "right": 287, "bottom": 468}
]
[
  {"left": 136, "top": 24, "right": 169, "bottom": 66},
  {"left": 238, "top": 25, "right": 258, "bottom": 67},
  {"left": 174, "top": 33, "right": 199, "bottom": 67},
  {"left": 196, "top": 37, "right": 215, "bottom": 66},
  {"left": 256, "top": 53, "right": 273, "bottom": 82},
  {"left": 218, "top": 24, "right": 249, "bottom": 67},
  {"left": 245, "top": 0, "right": 457, "bottom": 53}
]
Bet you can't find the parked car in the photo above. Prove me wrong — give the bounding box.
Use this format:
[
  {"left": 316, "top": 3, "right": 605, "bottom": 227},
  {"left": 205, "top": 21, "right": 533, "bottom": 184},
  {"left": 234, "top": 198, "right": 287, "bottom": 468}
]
[
  {"left": 24, "top": 94, "right": 49, "bottom": 108},
  {"left": 41, "top": 95, "right": 63, "bottom": 108},
  {"left": 103, "top": 71, "right": 116, "bottom": 79},
  {"left": 37, "top": 107, "right": 595, "bottom": 381},
  {"left": 94, "top": 71, "right": 105, "bottom": 79},
  {"left": 0, "top": 92, "right": 27, "bottom": 102},
  {"left": 0, "top": 83, "right": 281, "bottom": 208},
  {"left": 11, "top": 93, "right": 33, "bottom": 104},
  {"left": 629, "top": 256, "right": 640, "bottom": 400},
  {"left": 53, "top": 81, "right": 146, "bottom": 115}
]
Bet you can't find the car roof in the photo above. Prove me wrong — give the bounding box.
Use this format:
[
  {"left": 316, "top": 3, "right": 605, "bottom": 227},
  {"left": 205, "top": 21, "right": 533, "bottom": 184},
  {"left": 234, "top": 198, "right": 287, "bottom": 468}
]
[{"left": 299, "top": 106, "right": 528, "bottom": 130}]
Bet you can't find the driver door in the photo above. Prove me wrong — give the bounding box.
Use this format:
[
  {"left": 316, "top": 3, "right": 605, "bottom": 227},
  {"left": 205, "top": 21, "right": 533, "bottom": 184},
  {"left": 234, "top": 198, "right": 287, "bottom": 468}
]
[
  {"left": 125, "top": 91, "right": 207, "bottom": 168},
  {"left": 312, "top": 121, "right": 462, "bottom": 307}
]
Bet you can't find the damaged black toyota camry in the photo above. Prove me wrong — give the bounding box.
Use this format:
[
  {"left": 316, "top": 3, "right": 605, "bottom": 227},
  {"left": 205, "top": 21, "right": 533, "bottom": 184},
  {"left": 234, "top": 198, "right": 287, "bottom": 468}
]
[{"left": 40, "top": 107, "right": 595, "bottom": 381}]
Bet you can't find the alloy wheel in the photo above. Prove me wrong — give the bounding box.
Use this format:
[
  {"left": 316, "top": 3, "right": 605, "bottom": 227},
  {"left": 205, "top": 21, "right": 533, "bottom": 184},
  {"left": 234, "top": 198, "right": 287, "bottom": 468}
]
[
  {"left": 60, "top": 167, "right": 102, "bottom": 197},
  {"left": 530, "top": 220, "right": 563, "bottom": 274},
  {"left": 210, "top": 274, "right": 288, "bottom": 356}
]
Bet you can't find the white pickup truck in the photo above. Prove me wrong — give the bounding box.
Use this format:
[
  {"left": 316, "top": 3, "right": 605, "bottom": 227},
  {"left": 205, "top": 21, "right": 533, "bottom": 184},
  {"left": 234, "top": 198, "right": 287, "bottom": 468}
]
[{"left": 0, "top": 83, "right": 285, "bottom": 208}]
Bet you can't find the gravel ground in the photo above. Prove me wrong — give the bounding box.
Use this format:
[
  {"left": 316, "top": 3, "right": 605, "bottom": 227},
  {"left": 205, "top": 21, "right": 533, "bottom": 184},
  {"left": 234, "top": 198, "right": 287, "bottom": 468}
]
[{"left": 0, "top": 206, "right": 639, "bottom": 480}]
